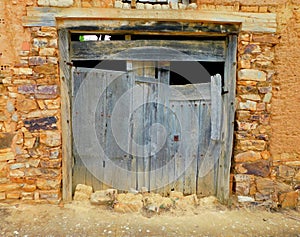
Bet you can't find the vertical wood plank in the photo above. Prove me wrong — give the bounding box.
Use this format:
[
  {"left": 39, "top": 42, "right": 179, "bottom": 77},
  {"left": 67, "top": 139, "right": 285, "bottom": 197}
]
[
  {"left": 216, "top": 35, "right": 237, "bottom": 203},
  {"left": 196, "top": 100, "right": 215, "bottom": 196},
  {"left": 150, "top": 62, "right": 170, "bottom": 195},
  {"left": 59, "top": 28, "right": 73, "bottom": 202},
  {"left": 211, "top": 74, "right": 222, "bottom": 141}
]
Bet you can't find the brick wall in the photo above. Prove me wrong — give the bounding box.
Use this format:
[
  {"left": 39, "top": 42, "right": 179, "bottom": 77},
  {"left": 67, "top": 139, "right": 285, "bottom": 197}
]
[{"left": 0, "top": 0, "right": 299, "bottom": 207}]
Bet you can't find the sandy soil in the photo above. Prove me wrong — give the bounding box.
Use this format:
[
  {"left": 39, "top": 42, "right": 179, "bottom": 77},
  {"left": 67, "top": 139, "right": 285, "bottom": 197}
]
[{"left": 0, "top": 201, "right": 300, "bottom": 237}]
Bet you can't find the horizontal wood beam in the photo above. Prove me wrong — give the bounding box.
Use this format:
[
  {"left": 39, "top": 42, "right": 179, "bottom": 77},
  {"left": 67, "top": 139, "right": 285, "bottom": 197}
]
[
  {"left": 70, "top": 40, "right": 226, "bottom": 61},
  {"left": 23, "top": 7, "right": 277, "bottom": 33}
]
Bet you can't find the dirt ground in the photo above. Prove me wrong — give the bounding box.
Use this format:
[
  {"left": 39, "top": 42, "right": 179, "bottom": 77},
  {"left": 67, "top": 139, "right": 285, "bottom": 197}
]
[{"left": 0, "top": 201, "right": 300, "bottom": 237}]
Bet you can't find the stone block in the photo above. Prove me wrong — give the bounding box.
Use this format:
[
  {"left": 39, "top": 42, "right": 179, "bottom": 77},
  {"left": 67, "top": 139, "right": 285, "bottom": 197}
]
[
  {"left": 114, "top": 1, "right": 123, "bottom": 8},
  {"left": 153, "top": 4, "right": 162, "bottom": 9},
  {"left": 0, "top": 192, "right": 5, "bottom": 200},
  {"left": 261, "top": 150, "right": 270, "bottom": 160},
  {"left": 16, "top": 99, "right": 38, "bottom": 113},
  {"left": 18, "top": 85, "right": 36, "bottom": 94},
  {"left": 258, "top": 86, "right": 272, "bottom": 94},
  {"left": 179, "top": 3, "right": 187, "bottom": 9},
  {"left": 122, "top": 3, "right": 130, "bottom": 9},
  {"left": 115, "top": 193, "right": 143, "bottom": 212},
  {"left": 36, "top": 178, "right": 61, "bottom": 190},
  {"left": 243, "top": 44, "right": 261, "bottom": 54},
  {"left": 50, "top": 149, "right": 60, "bottom": 159},
  {"left": 49, "top": 39, "right": 57, "bottom": 48},
  {"left": 33, "top": 38, "right": 48, "bottom": 48},
  {"left": 275, "top": 181, "right": 292, "bottom": 193},
  {"left": 263, "top": 93, "right": 272, "bottom": 103},
  {"left": 236, "top": 111, "right": 250, "bottom": 121},
  {"left": 256, "top": 178, "right": 274, "bottom": 195},
  {"left": 278, "top": 165, "right": 295, "bottom": 179},
  {"left": 74, "top": 184, "right": 93, "bottom": 200},
  {"left": 45, "top": 99, "right": 60, "bottom": 110},
  {"left": 29, "top": 56, "right": 46, "bottom": 66},
  {"left": 279, "top": 191, "right": 298, "bottom": 208},
  {"left": 25, "top": 168, "right": 43, "bottom": 177},
  {"left": 239, "top": 100, "right": 257, "bottom": 111},
  {"left": 234, "top": 174, "right": 251, "bottom": 195},
  {"left": 259, "top": 6, "right": 268, "bottom": 13},
  {"left": 26, "top": 159, "right": 40, "bottom": 168},
  {"left": 13, "top": 68, "right": 33, "bottom": 75},
  {"left": 0, "top": 112, "right": 7, "bottom": 122},
  {"left": 237, "top": 140, "right": 266, "bottom": 152},
  {"left": 40, "top": 131, "right": 61, "bottom": 147},
  {"left": 144, "top": 3, "right": 153, "bottom": 9},
  {"left": 161, "top": 4, "right": 170, "bottom": 10},
  {"left": 73, "top": 192, "right": 90, "bottom": 201},
  {"left": 243, "top": 160, "right": 270, "bottom": 177},
  {"left": 40, "top": 47, "right": 56, "bottom": 56},
  {"left": 10, "top": 163, "right": 25, "bottom": 170},
  {"left": 0, "top": 151, "right": 15, "bottom": 161},
  {"left": 38, "top": 0, "right": 74, "bottom": 7},
  {"left": 90, "top": 189, "right": 117, "bottom": 205},
  {"left": 6, "top": 191, "right": 20, "bottom": 199},
  {"left": 237, "top": 121, "right": 257, "bottom": 131},
  {"left": 240, "top": 94, "right": 261, "bottom": 101},
  {"left": 252, "top": 34, "right": 279, "bottom": 44},
  {"left": 9, "top": 169, "right": 25, "bottom": 177},
  {"left": 241, "top": 6, "right": 259, "bottom": 12},
  {"left": 234, "top": 151, "right": 261, "bottom": 163},
  {"left": 35, "top": 85, "right": 59, "bottom": 99},
  {"left": 24, "top": 116, "right": 57, "bottom": 132},
  {"left": 47, "top": 57, "right": 58, "bottom": 64},
  {"left": 22, "top": 192, "right": 33, "bottom": 200},
  {"left": 24, "top": 137, "right": 36, "bottom": 148},
  {"left": 0, "top": 183, "right": 21, "bottom": 192},
  {"left": 238, "top": 196, "right": 255, "bottom": 203},
  {"left": 187, "top": 3, "right": 197, "bottom": 9},
  {"left": 33, "top": 64, "right": 57, "bottom": 75},
  {"left": 238, "top": 69, "right": 266, "bottom": 82},
  {"left": 114, "top": 202, "right": 143, "bottom": 213},
  {"left": 22, "top": 184, "right": 36, "bottom": 192},
  {"left": 40, "top": 160, "right": 61, "bottom": 168},
  {"left": 0, "top": 133, "right": 15, "bottom": 149},
  {"left": 255, "top": 192, "right": 270, "bottom": 201},
  {"left": 295, "top": 171, "right": 300, "bottom": 181},
  {"left": 26, "top": 110, "right": 58, "bottom": 119},
  {"left": 39, "top": 190, "right": 60, "bottom": 200}
]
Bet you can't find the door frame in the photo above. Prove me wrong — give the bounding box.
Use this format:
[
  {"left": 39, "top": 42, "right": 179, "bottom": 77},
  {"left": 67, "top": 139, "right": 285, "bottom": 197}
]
[{"left": 58, "top": 21, "right": 237, "bottom": 203}]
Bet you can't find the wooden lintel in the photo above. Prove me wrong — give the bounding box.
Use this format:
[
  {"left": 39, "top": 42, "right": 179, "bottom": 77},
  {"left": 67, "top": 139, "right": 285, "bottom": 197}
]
[
  {"left": 23, "top": 7, "right": 277, "bottom": 33},
  {"left": 70, "top": 40, "right": 226, "bottom": 61}
]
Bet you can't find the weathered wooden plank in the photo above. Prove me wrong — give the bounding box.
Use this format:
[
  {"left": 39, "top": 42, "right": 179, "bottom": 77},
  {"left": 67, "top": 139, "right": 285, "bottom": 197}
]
[
  {"left": 182, "top": 101, "right": 198, "bottom": 195},
  {"left": 150, "top": 62, "right": 170, "bottom": 194},
  {"left": 22, "top": 16, "right": 55, "bottom": 27},
  {"left": 210, "top": 74, "right": 222, "bottom": 141},
  {"left": 72, "top": 68, "right": 132, "bottom": 193},
  {"left": 59, "top": 28, "right": 73, "bottom": 202},
  {"left": 70, "top": 40, "right": 226, "bottom": 62},
  {"left": 216, "top": 35, "right": 237, "bottom": 204},
  {"left": 24, "top": 7, "right": 276, "bottom": 32},
  {"left": 171, "top": 101, "right": 185, "bottom": 193},
  {"left": 196, "top": 101, "right": 215, "bottom": 196},
  {"left": 170, "top": 83, "right": 211, "bottom": 101}
]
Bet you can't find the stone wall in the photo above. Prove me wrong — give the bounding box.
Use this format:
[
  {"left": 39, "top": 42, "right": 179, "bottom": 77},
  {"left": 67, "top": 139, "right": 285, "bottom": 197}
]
[{"left": 0, "top": 0, "right": 299, "bottom": 207}]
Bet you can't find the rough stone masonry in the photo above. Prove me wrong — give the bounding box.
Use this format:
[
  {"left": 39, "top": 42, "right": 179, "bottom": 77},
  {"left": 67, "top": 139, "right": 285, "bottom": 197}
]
[{"left": 0, "top": 0, "right": 299, "bottom": 208}]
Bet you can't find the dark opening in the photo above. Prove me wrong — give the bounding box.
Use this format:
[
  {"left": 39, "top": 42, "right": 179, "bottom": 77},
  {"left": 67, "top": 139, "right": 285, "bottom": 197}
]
[
  {"left": 72, "top": 60, "right": 127, "bottom": 72},
  {"left": 169, "top": 61, "right": 224, "bottom": 85}
]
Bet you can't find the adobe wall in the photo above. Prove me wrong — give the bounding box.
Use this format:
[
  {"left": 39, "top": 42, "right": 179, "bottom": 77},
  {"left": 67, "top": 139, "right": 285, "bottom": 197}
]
[{"left": 0, "top": 0, "right": 299, "bottom": 207}]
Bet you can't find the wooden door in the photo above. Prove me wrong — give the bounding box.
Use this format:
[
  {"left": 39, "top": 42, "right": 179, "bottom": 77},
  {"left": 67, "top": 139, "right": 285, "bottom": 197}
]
[{"left": 72, "top": 65, "right": 222, "bottom": 196}]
